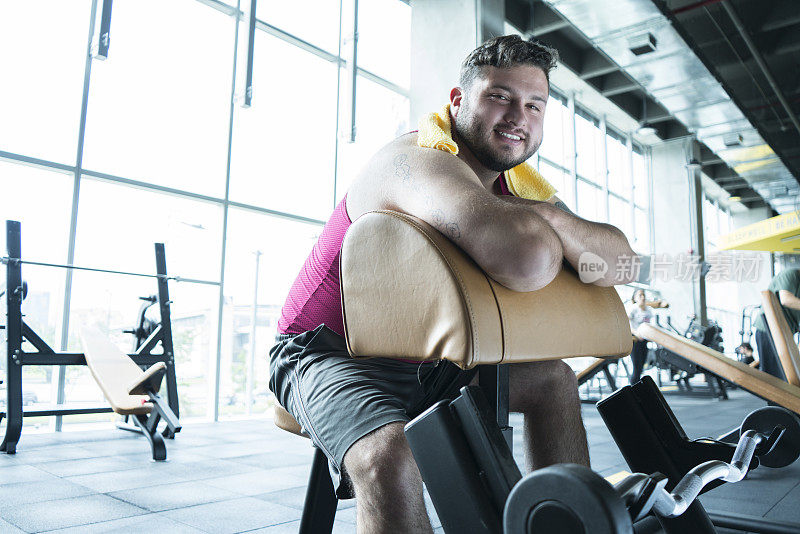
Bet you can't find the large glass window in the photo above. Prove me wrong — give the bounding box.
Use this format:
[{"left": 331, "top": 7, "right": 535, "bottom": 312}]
[
  {"left": 577, "top": 179, "right": 601, "bottom": 221},
  {"left": 539, "top": 159, "right": 574, "bottom": 210},
  {"left": 575, "top": 110, "right": 604, "bottom": 184},
  {"left": 358, "top": 0, "right": 411, "bottom": 88},
  {"left": 609, "top": 194, "right": 633, "bottom": 241},
  {"left": 633, "top": 147, "right": 648, "bottom": 208},
  {"left": 336, "top": 76, "right": 410, "bottom": 199},
  {"left": 258, "top": 0, "right": 341, "bottom": 54},
  {"left": 606, "top": 130, "right": 629, "bottom": 196},
  {"left": 229, "top": 32, "right": 339, "bottom": 219},
  {"left": 539, "top": 94, "right": 569, "bottom": 169},
  {"left": 220, "top": 208, "right": 321, "bottom": 418},
  {"left": 0, "top": 1, "right": 91, "bottom": 165},
  {"left": 73, "top": 178, "right": 223, "bottom": 283},
  {"left": 0, "top": 160, "right": 74, "bottom": 349},
  {"left": 82, "top": 0, "right": 234, "bottom": 198},
  {"left": 635, "top": 206, "right": 650, "bottom": 253}
]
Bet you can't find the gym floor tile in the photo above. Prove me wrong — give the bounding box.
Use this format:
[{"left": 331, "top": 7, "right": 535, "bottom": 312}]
[
  {"left": 19, "top": 445, "right": 107, "bottom": 464},
  {"left": 150, "top": 458, "right": 253, "bottom": 481},
  {"left": 34, "top": 456, "right": 137, "bottom": 478},
  {"left": 225, "top": 450, "right": 313, "bottom": 469},
  {"left": 765, "top": 481, "right": 800, "bottom": 523},
  {"left": 0, "top": 464, "right": 58, "bottom": 485},
  {"left": 202, "top": 469, "right": 308, "bottom": 496},
  {"left": 74, "top": 437, "right": 157, "bottom": 457},
  {"left": 0, "top": 494, "right": 147, "bottom": 532},
  {"left": 244, "top": 519, "right": 359, "bottom": 533},
  {"left": 67, "top": 467, "right": 184, "bottom": 493},
  {"left": 160, "top": 496, "right": 301, "bottom": 533},
  {"left": 188, "top": 442, "right": 281, "bottom": 460},
  {"left": 253, "top": 486, "right": 356, "bottom": 511},
  {"left": 0, "top": 478, "right": 95, "bottom": 507},
  {"left": 0, "top": 517, "right": 26, "bottom": 533},
  {"left": 41, "top": 512, "right": 206, "bottom": 533},
  {"left": 109, "top": 480, "right": 239, "bottom": 512}
]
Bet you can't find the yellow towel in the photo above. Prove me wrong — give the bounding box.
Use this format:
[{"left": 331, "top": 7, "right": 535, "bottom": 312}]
[{"left": 417, "top": 104, "right": 556, "bottom": 201}]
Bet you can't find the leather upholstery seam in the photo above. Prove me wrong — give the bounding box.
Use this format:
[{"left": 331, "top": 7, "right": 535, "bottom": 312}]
[{"left": 378, "top": 210, "right": 481, "bottom": 368}]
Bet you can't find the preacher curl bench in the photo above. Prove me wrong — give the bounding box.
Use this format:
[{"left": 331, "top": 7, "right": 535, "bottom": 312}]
[
  {"left": 273, "top": 210, "right": 800, "bottom": 533},
  {"left": 273, "top": 209, "right": 631, "bottom": 532}
]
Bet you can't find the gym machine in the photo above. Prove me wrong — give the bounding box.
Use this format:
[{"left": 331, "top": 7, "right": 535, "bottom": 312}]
[
  {"left": 406, "top": 375, "right": 800, "bottom": 533},
  {"left": 652, "top": 315, "right": 729, "bottom": 399},
  {"left": 1, "top": 219, "right": 180, "bottom": 454}
]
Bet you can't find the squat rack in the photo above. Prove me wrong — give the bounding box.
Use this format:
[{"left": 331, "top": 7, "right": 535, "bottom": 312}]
[{"left": 1, "top": 219, "right": 180, "bottom": 454}]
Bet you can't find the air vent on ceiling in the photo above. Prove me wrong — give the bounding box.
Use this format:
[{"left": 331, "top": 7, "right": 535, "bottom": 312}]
[{"left": 628, "top": 33, "right": 657, "bottom": 55}]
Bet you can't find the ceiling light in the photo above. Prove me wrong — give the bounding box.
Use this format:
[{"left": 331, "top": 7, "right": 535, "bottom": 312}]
[
  {"left": 629, "top": 33, "right": 657, "bottom": 56},
  {"left": 637, "top": 126, "right": 657, "bottom": 136},
  {"left": 728, "top": 196, "right": 741, "bottom": 202},
  {"left": 780, "top": 234, "right": 800, "bottom": 243}
]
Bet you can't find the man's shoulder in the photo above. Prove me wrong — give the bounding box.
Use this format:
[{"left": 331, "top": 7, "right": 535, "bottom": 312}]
[{"left": 771, "top": 268, "right": 800, "bottom": 290}]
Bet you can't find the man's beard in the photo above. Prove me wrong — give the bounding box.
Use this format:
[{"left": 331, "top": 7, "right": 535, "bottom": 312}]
[{"left": 453, "top": 108, "right": 539, "bottom": 172}]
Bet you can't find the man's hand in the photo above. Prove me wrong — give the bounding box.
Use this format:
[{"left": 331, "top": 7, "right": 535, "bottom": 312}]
[{"left": 497, "top": 196, "right": 639, "bottom": 286}]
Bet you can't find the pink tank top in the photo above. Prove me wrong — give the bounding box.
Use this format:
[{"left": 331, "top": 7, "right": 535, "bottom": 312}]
[{"left": 278, "top": 175, "right": 512, "bottom": 337}]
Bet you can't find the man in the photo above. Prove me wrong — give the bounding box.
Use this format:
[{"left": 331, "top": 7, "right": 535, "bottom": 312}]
[
  {"left": 753, "top": 268, "right": 800, "bottom": 380},
  {"left": 269, "top": 35, "right": 637, "bottom": 533},
  {"left": 735, "top": 342, "right": 757, "bottom": 367}
]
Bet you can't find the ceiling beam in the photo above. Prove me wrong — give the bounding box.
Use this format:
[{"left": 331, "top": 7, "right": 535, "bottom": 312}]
[
  {"left": 579, "top": 52, "right": 619, "bottom": 79},
  {"left": 531, "top": 2, "right": 569, "bottom": 36},
  {"left": 599, "top": 72, "right": 640, "bottom": 97}
]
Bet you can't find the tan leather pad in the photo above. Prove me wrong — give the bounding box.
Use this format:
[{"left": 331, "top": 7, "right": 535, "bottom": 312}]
[
  {"left": 637, "top": 323, "right": 800, "bottom": 415},
  {"left": 128, "top": 362, "right": 166, "bottom": 396},
  {"left": 760, "top": 290, "right": 800, "bottom": 387},
  {"left": 341, "top": 211, "right": 632, "bottom": 369},
  {"left": 80, "top": 327, "right": 153, "bottom": 415}
]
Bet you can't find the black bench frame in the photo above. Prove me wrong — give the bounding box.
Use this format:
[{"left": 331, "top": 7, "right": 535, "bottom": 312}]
[{"left": 294, "top": 364, "right": 509, "bottom": 534}]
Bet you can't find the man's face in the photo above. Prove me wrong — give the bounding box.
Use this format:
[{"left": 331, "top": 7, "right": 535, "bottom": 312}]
[{"left": 451, "top": 65, "right": 548, "bottom": 173}]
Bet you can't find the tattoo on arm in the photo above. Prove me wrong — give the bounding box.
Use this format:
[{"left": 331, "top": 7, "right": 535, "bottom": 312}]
[{"left": 394, "top": 152, "right": 462, "bottom": 240}]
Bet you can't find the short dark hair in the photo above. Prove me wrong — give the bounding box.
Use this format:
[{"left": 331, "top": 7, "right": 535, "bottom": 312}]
[{"left": 459, "top": 35, "right": 559, "bottom": 91}]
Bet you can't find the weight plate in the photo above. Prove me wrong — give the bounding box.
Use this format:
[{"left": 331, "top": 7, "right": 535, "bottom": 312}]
[
  {"left": 503, "top": 464, "right": 632, "bottom": 534},
  {"left": 741, "top": 406, "right": 800, "bottom": 468}
]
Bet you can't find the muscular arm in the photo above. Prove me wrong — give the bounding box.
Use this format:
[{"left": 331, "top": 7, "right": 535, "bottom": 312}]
[
  {"left": 778, "top": 289, "right": 800, "bottom": 311},
  {"left": 496, "top": 195, "right": 638, "bottom": 286},
  {"left": 346, "top": 135, "right": 564, "bottom": 292}
]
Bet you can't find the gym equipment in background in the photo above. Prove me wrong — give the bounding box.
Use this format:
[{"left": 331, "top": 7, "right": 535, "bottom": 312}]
[{"left": 1, "top": 220, "right": 180, "bottom": 458}]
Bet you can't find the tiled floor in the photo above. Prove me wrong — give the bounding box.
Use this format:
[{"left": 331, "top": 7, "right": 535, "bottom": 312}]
[{"left": 1, "top": 383, "right": 798, "bottom": 533}]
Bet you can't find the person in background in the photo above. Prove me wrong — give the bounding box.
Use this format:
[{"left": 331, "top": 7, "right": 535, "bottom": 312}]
[
  {"left": 735, "top": 342, "right": 757, "bottom": 367},
  {"left": 753, "top": 268, "right": 800, "bottom": 380},
  {"left": 628, "top": 289, "right": 668, "bottom": 384}
]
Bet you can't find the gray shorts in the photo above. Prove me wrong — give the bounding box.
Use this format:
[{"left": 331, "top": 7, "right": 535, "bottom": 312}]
[{"left": 268, "top": 324, "right": 477, "bottom": 499}]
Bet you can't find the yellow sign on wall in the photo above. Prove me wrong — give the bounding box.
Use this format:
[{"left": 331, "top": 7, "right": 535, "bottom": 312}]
[{"left": 718, "top": 211, "right": 800, "bottom": 253}]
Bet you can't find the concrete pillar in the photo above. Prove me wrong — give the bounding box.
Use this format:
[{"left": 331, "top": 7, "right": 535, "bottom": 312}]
[
  {"left": 650, "top": 139, "right": 696, "bottom": 327},
  {"left": 730, "top": 206, "right": 773, "bottom": 309},
  {"left": 409, "top": 0, "right": 504, "bottom": 127},
  {"left": 688, "top": 141, "right": 707, "bottom": 325}
]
